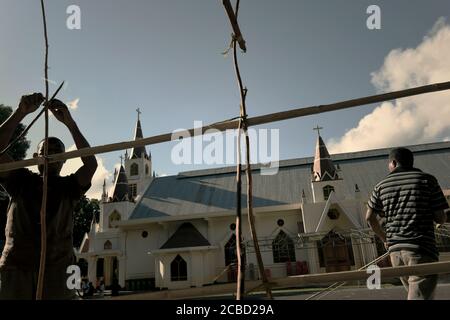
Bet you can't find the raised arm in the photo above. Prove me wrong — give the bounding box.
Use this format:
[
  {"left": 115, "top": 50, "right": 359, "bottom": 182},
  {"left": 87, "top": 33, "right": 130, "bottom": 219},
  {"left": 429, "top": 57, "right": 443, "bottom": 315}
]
[{"left": 47, "top": 99, "right": 97, "bottom": 187}]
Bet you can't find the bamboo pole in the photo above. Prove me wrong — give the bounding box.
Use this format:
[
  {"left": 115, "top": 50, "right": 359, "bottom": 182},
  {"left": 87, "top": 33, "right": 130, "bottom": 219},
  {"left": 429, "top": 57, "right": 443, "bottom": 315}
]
[
  {"left": 0, "top": 81, "right": 64, "bottom": 157},
  {"left": 112, "top": 260, "right": 450, "bottom": 300},
  {"left": 231, "top": 0, "right": 245, "bottom": 300},
  {"left": 1, "top": 80, "right": 450, "bottom": 173},
  {"left": 235, "top": 107, "right": 245, "bottom": 299},
  {"left": 222, "top": 0, "right": 246, "bottom": 52},
  {"left": 224, "top": 0, "right": 272, "bottom": 300},
  {"left": 305, "top": 252, "right": 390, "bottom": 300},
  {"left": 36, "top": 0, "right": 49, "bottom": 300}
]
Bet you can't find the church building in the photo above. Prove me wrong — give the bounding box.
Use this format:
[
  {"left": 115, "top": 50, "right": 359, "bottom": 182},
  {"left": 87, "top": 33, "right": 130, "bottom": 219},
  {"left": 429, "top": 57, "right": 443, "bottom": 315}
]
[{"left": 77, "top": 114, "right": 450, "bottom": 291}]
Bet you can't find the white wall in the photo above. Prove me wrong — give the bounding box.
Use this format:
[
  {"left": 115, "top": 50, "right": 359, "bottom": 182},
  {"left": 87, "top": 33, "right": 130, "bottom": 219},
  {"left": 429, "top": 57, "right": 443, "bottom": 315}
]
[
  {"left": 207, "top": 210, "right": 305, "bottom": 281},
  {"left": 125, "top": 226, "right": 159, "bottom": 280},
  {"left": 101, "top": 201, "right": 136, "bottom": 231}
]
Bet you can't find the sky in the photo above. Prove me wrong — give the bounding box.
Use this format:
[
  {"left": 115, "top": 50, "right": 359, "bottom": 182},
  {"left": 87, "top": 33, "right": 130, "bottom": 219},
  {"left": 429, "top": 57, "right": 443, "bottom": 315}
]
[{"left": 1, "top": 0, "right": 450, "bottom": 199}]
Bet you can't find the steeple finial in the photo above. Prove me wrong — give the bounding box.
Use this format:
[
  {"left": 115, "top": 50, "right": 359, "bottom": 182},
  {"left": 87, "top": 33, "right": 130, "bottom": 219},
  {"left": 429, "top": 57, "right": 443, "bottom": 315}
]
[
  {"left": 313, "top": 125, "right": 323, "bottom": 137},
  {"left": 120, "top": 155, "right": 124, "bottom": 166},
  {"left": 130, "top": 108, "right": 149, "bottom": 160},
  {"left": 102, "top": 179, "right": 108, "bottom": 202},
  {"left": 136, "top": 108, "right": 141, "bottom": 121}
]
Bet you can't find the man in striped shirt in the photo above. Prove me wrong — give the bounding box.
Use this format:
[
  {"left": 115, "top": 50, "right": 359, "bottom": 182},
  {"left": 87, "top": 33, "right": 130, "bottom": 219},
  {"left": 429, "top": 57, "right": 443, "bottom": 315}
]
[{"left": 366, "top": 147, "right": 448, "bottom": 300}]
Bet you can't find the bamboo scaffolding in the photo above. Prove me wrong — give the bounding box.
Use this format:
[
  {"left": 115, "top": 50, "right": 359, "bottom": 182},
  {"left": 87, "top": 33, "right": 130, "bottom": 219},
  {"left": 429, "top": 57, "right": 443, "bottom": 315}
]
[
  {"left": 0, "top": 81, "right": 64, "bottom": 157},
  {"left": 36, "top": 0, "right": 49, "bottom": 300},
  {"left": 230, "top": 0, "right": 246, "bottom": 300},
  {"left": 224, "top": 0, "right": 272, "bottom": 300},
  {"left": 112, "top": 260, "right": 450, "bottom": 300},
  {"left": 1, "top": 80, "right": 449, "bottom": 173},
  {"left": 222, "top": 0, "right": 246, "bottom": 52}
]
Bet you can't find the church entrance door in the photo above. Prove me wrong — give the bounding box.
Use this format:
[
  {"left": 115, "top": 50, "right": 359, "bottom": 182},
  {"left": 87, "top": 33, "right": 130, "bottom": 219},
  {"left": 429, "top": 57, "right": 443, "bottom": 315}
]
[{"left": 321, "top": 233, "right": 352, "bottom": 272}]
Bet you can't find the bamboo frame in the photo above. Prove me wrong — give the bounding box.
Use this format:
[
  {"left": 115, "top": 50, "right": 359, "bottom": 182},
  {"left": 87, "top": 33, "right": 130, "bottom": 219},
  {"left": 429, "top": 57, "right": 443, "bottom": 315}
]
[
  {"left": 1, "top": 80, "right": 449, "bottom": 173},
  {"left": 231, "top": 0, "right": 246, "bottom": 300},
  {"left": 112, "top": 260, "right": 450, "bottom": 300},
  {"left": 225, "top": 0, "right": 272, "bottom": 300},
  {"left": 5, "top": 0, "right": 448, "bottom": 302},
  {"left": 36, "top": 0, "right": 49, "bottom": 301}
]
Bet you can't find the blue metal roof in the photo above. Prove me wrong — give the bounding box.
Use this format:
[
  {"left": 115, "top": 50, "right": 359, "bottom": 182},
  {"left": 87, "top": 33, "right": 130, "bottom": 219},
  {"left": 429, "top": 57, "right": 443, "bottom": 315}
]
[{"left": 130, "top": 141, "right": 450, "bottom": 220}]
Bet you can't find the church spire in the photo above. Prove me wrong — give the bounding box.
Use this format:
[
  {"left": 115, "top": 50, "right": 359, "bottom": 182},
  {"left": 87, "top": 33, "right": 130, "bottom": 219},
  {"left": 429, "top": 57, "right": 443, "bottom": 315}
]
[
  {"left": 111, "top": 163, "right": 130, "bottom": 202},
  {"left": 312, "top": 126, "right": 338, "bottom": 182},
  {"left": 130, "top": 108, "right": 149, "bottom": 160},
  {"left": 101, "top": 179, "right": 108, "bottom": 202}
]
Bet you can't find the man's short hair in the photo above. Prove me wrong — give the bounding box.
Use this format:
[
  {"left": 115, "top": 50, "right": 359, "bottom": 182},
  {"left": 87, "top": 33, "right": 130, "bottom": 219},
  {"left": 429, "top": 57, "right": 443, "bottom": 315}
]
[
  {"left": 389, "top": 147, "right": 414, "bottom": 168},
  {"left": 37, "top": 137, "right": 65, "bottom": 153}
]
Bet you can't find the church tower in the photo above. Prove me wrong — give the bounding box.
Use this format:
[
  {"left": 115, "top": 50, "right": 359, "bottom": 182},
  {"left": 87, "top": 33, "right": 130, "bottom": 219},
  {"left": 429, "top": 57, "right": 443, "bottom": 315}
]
[
  {"left": 311, "top": 126, "right": 344, "bottom": 203},
  {"left": 124, "top": 108, "right": 153, "bottom": 201},
  {"left": 99, "top": 160, "right": 136, "bottom": 232}
]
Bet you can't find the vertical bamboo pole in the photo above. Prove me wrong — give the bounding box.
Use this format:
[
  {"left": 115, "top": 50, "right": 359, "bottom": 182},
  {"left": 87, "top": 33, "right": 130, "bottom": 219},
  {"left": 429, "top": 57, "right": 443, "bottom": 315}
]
[
  {"left": 235, "top": 109, "right": 245, "bottom": 299},
  {"left": 36, "top": 0, "right": 50, "bottom": 300},
  {"left": 226, "top": 0, "right": 273, "bottom": 300}
]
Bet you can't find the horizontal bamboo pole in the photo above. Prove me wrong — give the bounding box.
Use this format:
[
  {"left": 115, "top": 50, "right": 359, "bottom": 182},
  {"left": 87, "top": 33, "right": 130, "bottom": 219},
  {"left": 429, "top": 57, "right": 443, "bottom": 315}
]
[
  {"left": 1, "top": 80, "right": 450, "bottom": 173},
  {"left": 113, "top": 260, "right": 450, "bottom": 300}
]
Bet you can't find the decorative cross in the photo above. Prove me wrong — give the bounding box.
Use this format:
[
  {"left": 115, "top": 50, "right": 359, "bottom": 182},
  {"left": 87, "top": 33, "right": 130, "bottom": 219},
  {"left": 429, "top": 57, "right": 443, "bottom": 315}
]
[
  {"left": 313, "top": 125, "right": 323, "bottom": 136},
  {"left": 119, "top": 155, "right": 123, "bottom": 166},
  {"left": 136, "top": 108, "right": 142, "bottom": 121}
]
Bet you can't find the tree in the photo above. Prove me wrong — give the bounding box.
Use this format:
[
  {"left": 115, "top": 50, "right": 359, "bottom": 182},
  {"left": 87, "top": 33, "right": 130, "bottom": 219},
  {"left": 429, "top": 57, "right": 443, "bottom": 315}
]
[
  {"left": 0, "top": 105, "right": 31, "bottom": 160},
  {"left": 73, "top": 196, "right": 100, "bottom": 248},
  {"left": 0, "top": 104, "right": 31, "bottom": 248}
]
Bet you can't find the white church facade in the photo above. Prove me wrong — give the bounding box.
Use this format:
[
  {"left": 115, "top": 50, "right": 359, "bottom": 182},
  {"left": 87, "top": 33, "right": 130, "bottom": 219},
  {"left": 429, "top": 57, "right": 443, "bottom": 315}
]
[{"left": 76, "top": 115, "right": 450, "bottom": 291}]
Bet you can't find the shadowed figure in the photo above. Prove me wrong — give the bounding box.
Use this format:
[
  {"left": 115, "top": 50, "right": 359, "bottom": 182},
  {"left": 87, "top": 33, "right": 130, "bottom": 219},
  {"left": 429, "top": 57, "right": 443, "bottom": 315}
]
[{"left": 0, "top": 93, "right": 97, "bottom": 300}]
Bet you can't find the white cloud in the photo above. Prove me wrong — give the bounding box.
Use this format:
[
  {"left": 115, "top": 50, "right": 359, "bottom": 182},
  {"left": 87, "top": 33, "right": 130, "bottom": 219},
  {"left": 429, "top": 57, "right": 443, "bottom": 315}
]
[
  {"left": 328, "top": 18, "right": 450, "bottom": 154},
  {"left": 67, "top": 98, "right": 79, "bottom": 110},
  {"left": 60, "top": 145, "right": 111, "bottom": 200}
]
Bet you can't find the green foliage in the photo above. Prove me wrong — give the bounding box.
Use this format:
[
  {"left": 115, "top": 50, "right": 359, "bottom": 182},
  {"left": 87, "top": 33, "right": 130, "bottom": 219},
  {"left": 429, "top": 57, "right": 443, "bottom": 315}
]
[
  {"left": 73, "top": 196, "right": 100, "bottom": 248},
  {"left": 0, "top": 104, "right": 30, "bottom": 161}
]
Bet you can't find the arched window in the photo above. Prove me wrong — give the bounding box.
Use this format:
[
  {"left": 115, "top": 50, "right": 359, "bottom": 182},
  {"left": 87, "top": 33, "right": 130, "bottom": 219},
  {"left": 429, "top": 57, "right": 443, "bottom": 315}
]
[
  {"left": 104, "top": 240, "right": 112, "bottom": 250},
  {"left": 327, "top": 209, "right": 340, "bottom": 220},
  {"left": 109, "top": 210, "right": 121, "bottom": 228},
  {"left": 323, "top": 185, "right": 335, "bottom": 200},
  {"left": 224, "top": 235, "right": 237, "bottom": 266},
  {"left": 171, "top": 255, "right": 187, "bottom": 281},
  {"left": 130, "top": 163, "right": 139, "bottom": 176},
  {"left": 145, "top": 164, "right": 150, "bottom": 176},
  {"left": 96, "top": 258, "right": 104, "bottom": 277},
  {"left": 224, "top": 235, "right": 246, "bottom": 267},
  {"left": 272, "top": 230, "right": 296, "bottom": 263}
]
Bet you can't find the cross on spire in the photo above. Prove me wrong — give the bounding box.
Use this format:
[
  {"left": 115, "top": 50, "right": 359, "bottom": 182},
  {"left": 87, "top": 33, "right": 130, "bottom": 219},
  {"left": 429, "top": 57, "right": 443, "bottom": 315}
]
[
  {"left": 119, "top": 155, "right": 123, "bottom": 166},
  {"left": 313, "top": 125, "right": 323, "bottom": 137},
  {"left": 136, "top": 108, "right": 142, "bottom": 121}
]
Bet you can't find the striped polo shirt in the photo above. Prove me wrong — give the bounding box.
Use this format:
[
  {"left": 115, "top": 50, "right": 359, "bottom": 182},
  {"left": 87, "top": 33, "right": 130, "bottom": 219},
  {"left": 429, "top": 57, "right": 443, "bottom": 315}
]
[{"left": 368, "top": 167, "right": 449, "bottom": 259}]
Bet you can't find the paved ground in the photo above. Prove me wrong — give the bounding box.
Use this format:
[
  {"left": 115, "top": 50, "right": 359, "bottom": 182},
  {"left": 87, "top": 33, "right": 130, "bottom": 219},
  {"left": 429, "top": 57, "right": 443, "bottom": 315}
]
[
  {"left": 90, "top": 281, "right": 450, "bottom": 300},
  {"left": 274, "top": 283, "right": 450, "bottom": 300}
]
